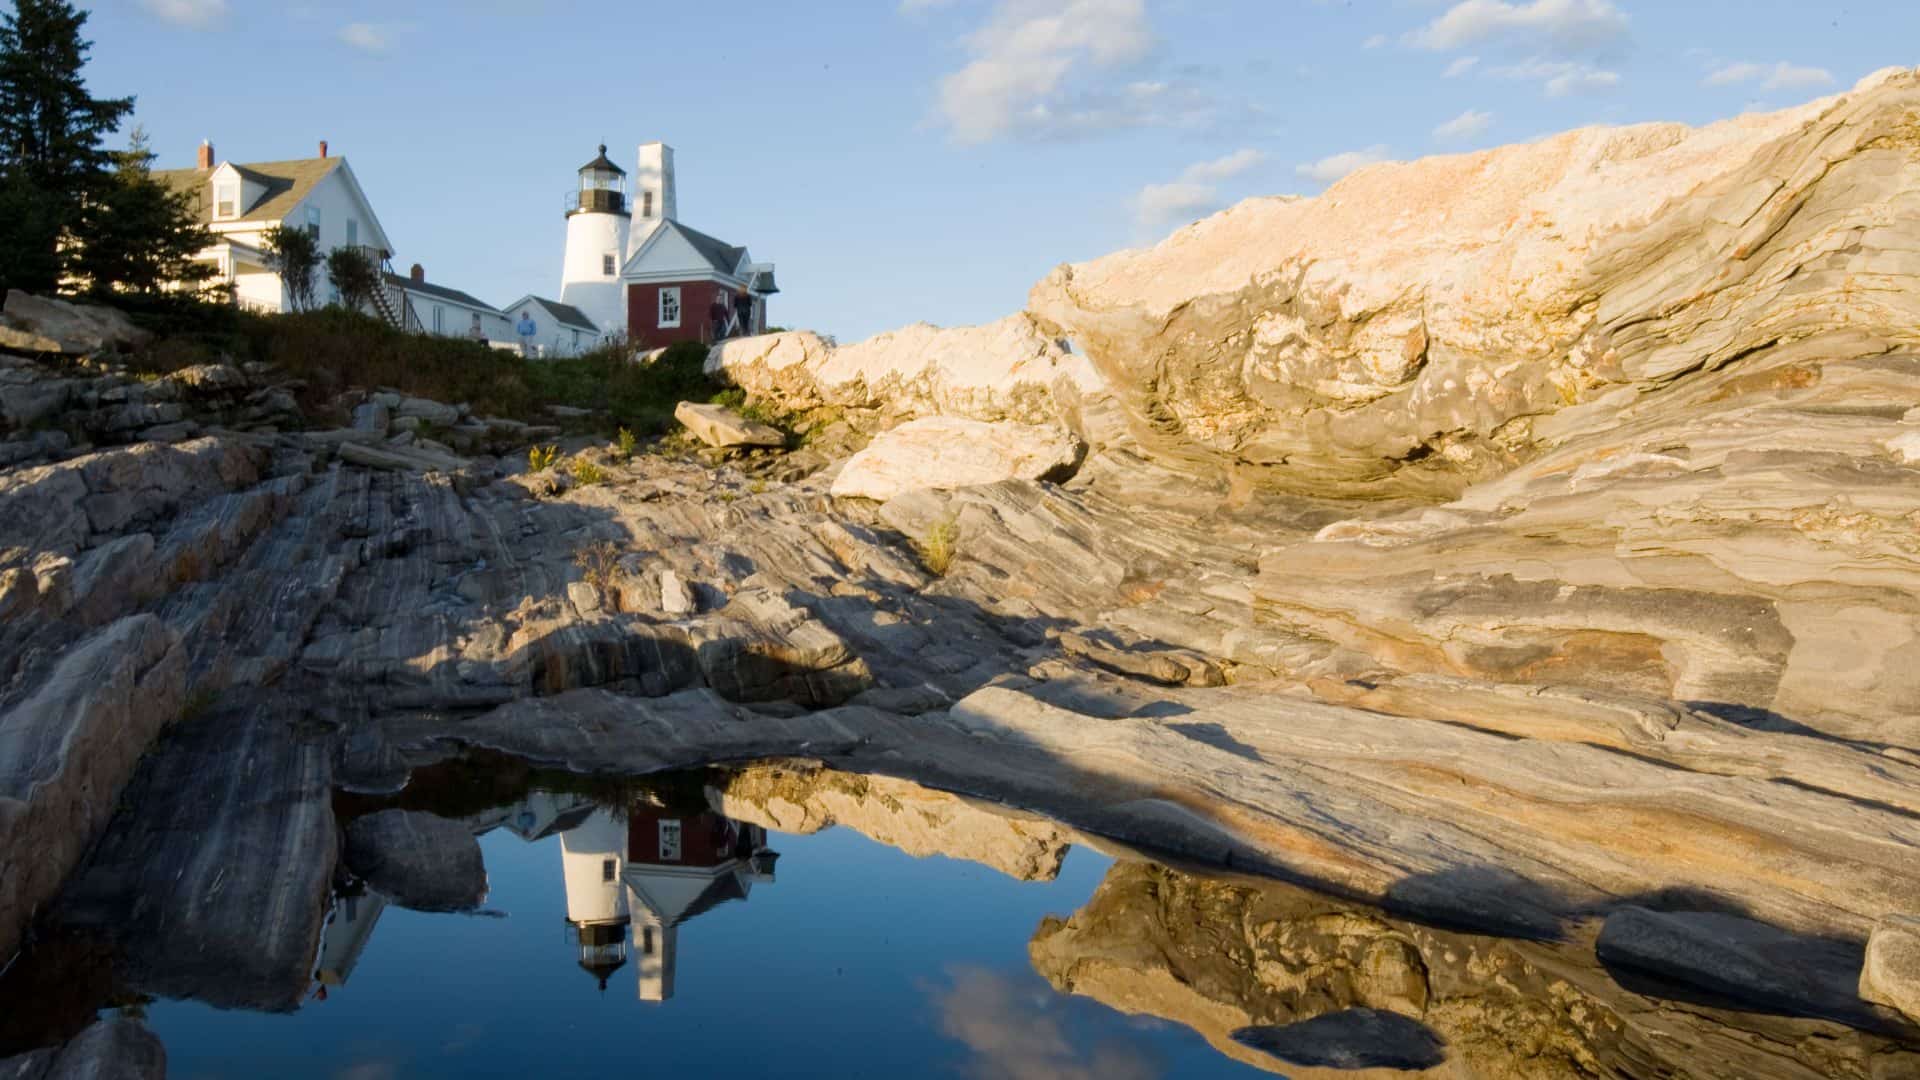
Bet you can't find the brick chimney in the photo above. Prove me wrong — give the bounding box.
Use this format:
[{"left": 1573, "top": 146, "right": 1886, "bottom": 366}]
[
  {"left": 196, "top": 140, "right": 214, "bottom": 170},
  {"left": 409, "top": 263, "right": 424, "bottom": 283},
  {"left": 318, "top": 139, "right": 329, "bottom": 158}
]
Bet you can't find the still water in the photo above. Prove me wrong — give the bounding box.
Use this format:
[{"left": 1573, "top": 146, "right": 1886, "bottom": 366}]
[{"left": 145, "top": 787, "right": 1264, "bottom": 1080}]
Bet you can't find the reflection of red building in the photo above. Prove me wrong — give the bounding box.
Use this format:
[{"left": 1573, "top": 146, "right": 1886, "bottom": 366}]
[{"left": 561, "top": 802, "right": 777, "bottom": 1002}]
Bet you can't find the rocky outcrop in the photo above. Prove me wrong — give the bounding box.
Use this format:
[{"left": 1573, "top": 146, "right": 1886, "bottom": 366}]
[
  {"left": 830, "top": 416, "right": 1084, "bottom": 501},
  {"left": 1028, "top": 68, "right": 1920, "bottom": 498},
  {"left": 0, "top": 291, "right": 152, "bottom": 357},
  {"left": 343, "top": 809, "right": 488, "bottom": 912},
  {"left": 708, "top": 314, "right": 1106, "bottom": 429}
]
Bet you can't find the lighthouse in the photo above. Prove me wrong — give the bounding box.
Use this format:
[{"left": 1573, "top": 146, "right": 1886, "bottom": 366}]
[{"left": 557, "top": 145, "right": 631, "bottom": 341}]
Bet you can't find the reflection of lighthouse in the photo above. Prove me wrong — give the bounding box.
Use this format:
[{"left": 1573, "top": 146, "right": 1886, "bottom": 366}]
[
  {"left": 560, "top": 810, "right": 632, "bottom": 991},
  {"left": 556, "top": 801, "right": 777, "bottom": 1002}
]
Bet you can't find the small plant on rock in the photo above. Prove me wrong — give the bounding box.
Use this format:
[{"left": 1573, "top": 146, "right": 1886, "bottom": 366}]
[
  {"left": 574, "top": 541, "right": 625, "bottom": 594},
  {"left": 571, "top": 457, "right": 606, "bottom": 486},
  {"left": 614, "top": 426, "right": 637, "bottom": 461},
  {"left": 528, "top": 444, "right": 560, "bottom": 472},
  {"left": 917, "top": 515, "right": 961, "bottom": 576}
]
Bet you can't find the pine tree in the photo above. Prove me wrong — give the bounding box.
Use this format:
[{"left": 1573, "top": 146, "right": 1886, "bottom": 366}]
[
  {"left": 70, "top": 127, "right": 214, "bottom": 298},
  {"left": 0, "top": 0, "right": 133, "bottom": 293}
]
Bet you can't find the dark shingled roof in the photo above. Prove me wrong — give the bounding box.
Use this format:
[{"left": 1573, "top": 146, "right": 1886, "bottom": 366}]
[
  {"left": 673, "top": 221, "right": 747, "bottom": 276},
  {"left": 507, "top": 296, "right": 599, "bottom": 332},
  {"left": 153, "top": 157, "right": 343, "bottom": 224},
  {"left": 384, "top": 272, "right": 499, "bottom": 313}
]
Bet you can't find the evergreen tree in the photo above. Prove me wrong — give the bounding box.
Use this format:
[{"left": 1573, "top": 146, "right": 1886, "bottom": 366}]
[
  {"left": 70, "top": 127, "right": 214, "bottom": 298},
  {"left": 0, "top": 0, "right": 133, "bottom": 293}
]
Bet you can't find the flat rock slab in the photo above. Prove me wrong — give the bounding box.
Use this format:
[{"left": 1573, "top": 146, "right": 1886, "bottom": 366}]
[
  {"left": 830, "top": 416, "right": 1083, "bottom": 501},
  {"left": 674, "top": 401, "right": 784, "bottom": 448},
  {"left": 1596, "top": 906, "right": 1872, "bottom": 1024},
  {"left": 343, "top": 809, "right": 487, "bottom": 912},
  {"left": 1231, "top": 1010, "right": 1448, "bottom": 1071},
  {"left": 1, "top": 291, "right": 151, "bottom": 356},
  {"left": 1862, "top": 914, "right": 1920, "bottom": 1022}
]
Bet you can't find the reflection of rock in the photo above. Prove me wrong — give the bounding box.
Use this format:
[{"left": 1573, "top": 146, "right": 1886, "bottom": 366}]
[
  {"left": 1232, "top": 1009, "right": 1447, "bottom": 1071},
  {"left": 1030, "top": 861, "right": 1920, "bottom": 1079},
  {"left": 343, "top": 809, "right": 488, "bottom": 913},
  {"left": 0, "top": 1016, "right": 164, "bottom": 1080},
  {"left": 708, "top": 762, "right": 1072, "bottom": 881},
  {"left": 1595, "top": 907, "right": 1870, "bottom": 1024}
]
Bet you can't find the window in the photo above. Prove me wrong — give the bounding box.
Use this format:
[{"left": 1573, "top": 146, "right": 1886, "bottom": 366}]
[
  {"left": 305, "top": 205, "right": 321, "bottom": 240},
  {"left": 432, "top": 304, "right": 444, "bottom": 333},
  {"left": 658, "top": 286, "right": 681, "bottom": 329},
  {"left": 601, "top": 858, "right": 616, "bottom": 883},
  {"left": 642, "top": 191, "right": 653, "bottom": 218},
  {"left": 213, "top": 179, "right": 239, "bottom": 220},
  {"left": 602, "top": 252, "right": 615, "bottom": 276},
  {"left": 346, "top": 218, "right": 358, "bottom": 247}
]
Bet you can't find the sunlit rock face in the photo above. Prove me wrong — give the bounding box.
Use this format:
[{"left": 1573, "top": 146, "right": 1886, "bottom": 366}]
[
  {"left": 1028, "top": 68, "right": 1920, "bottom": 499},
  {"left": 1030, "top": 862, "right": 1920, "bottom": 1080},
  {"left": 707, "top": 762, "right": 1072, "bottom": 882}
]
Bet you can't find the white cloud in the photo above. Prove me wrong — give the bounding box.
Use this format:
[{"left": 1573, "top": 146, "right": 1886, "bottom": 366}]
[
  {"left": 138, "top": 0, "right": 228, "bottom": 27},
  {"left": 1362, "top": 34, "right": 1387, "bottom": 49},
  {"left": 1295, "top": 145, "right": 1392, "bottom": 184},
  {"left": 935, "top": 0, "right": 1159, "bottom": 143},
  {"left": 1434, "top": 108, "right": 1494, "bottom": 140},
  {"left": 1409, "top": 0, "right": 1629, "bottom": 56},
  {"left": 1490, "top": 57, "right": 1621, "bottom": 96},
  {"left": 1132, "top": 147, "right": 1265, "bottom": 227},
  {"left": 1705, "top": 60, "right": 1835, "bottom": 91},
  {"left": 1444, "top": 56, "right": 1480, "bottom": 77},
  {"left": 338, "top": 22, "right": 405, "bottom": 54}
]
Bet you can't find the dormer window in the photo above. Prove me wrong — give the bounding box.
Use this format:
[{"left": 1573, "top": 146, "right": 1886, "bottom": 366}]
[{"left": 214, "top": 178, "right": 239, "bottom": 220}]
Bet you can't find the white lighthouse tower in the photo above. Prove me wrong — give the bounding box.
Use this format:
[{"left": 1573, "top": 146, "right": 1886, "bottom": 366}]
[{"left": 558, "top": 145, "right": 631, "bottom": 342}]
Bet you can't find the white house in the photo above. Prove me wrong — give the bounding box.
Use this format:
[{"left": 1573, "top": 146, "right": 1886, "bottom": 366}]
[
  {"left": 155, "top": 140, "right": 393, "bottom": 313},
  {"left": 497, "top": 294, "right": 601, "bottom": 358},
  {"left": 385, "top": 263, "right": 516, "bottom": 345},
  {"left": 557, "top": 142, "right": 777, "bottom": 351}
]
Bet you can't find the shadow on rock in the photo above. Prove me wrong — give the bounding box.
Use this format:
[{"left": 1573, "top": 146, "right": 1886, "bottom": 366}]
[{"left": 1231, "top": 1009, "right": 1448, "bottom": 1071}]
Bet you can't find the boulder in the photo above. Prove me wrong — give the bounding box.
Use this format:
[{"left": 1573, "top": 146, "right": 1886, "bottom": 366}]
[
  {"left": 829, "top": 416, "right": 1083, "bottom": 501},
  {"left": 343, "top": 809, "right": 487, "bottom": 912},
  {"left": 708, "top": 315, "right": 1106, "bottom": 426},
  {"left": 0, "top": 1017, "right": 165, "bottom": 1080},
  {"left": 674, "top": 401, "right": 784, "bottom": 449},
  {"left": 1, "top": 291, "right": 152, "bottom": 355},
  {"left": 392, "top": 396, "right": 459, "bottom": 426},
  {"left": 1860, "top": 913, "right": 1920, "bottom": 1021}
]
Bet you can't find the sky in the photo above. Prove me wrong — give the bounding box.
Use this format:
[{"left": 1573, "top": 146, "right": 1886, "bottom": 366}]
[{"left": 84, "top": 0, "right": 1920, "bottom": 342}]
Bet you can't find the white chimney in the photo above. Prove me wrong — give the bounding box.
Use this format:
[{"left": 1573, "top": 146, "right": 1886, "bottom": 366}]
[{"left": 635, "top": 142, "right": 676, "bottom": 223}]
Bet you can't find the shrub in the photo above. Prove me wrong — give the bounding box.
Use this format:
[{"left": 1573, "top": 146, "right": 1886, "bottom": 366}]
[
  {"left": 570, "top": 457, "right": 606, "bottom": 486},
  {"left": 614, "top": 427, "right": 637, "bottom": 461},
  {"left": 574, "top": 541, "right": 624, "bottom": 593},
  {"left": 917, "top": 515, "right": 960, "bottom": 576},
  {"left": 528, "top": 444, "right": 560, "bottom": 471}
]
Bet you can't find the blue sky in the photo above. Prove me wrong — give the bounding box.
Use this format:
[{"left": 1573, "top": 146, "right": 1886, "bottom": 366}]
[{"left": 90, "top": 0, "right": 1920, "bottom": 341}]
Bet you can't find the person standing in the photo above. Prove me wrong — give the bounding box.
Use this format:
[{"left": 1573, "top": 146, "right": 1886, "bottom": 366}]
[{"left": 516, "top": 310, "right": 538, "bottom": 358}]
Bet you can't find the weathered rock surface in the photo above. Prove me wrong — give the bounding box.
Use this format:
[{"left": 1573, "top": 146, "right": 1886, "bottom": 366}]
[
  {"left": 829, "top": 415, "right": 1083, "bottom": 501},
  {"left": 1231, "top": 1010, "right": 1448, "bottom": 1072},
  {"left": 343, "top": 809, "right": 487, "bottom": 912},
  {"left": 1862, "top": 915, "right": 1920, "bottom": 1022},
  {"left": 1029, "top": 68, "right": 1920, "bottom": 498},
  {"left": 673, "top": 401, "right": 784, "bottom": 448},
  {"left": 1595, "top": 907, "right": 1872, "bottom": 1024}
]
